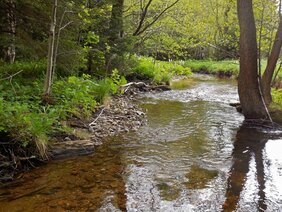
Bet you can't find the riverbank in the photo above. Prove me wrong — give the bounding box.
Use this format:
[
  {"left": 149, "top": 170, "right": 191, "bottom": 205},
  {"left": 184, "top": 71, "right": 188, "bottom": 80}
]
[
  {"left": 0, "top": 95, "right": 145, "bottom": 182},
  {"left": 1, "top": 57, "right": 282, "bottom": 182},
  {"left": 184, "top": 60, "right": 239, "bottom": 78},
  {"left": 0, "top": 76, "right": 172, "bottom": 182},
  {"left": 50, "top": 95, "right": 146, "bottom": 160}
]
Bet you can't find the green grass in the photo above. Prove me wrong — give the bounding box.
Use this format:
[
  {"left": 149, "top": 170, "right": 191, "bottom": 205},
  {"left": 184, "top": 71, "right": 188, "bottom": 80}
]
[
  {"left": 183, "top": 59, "right": 282, "bottom": 80},
  {"left": 270, "top": 88, "right": 282, "bottom": 123},
  {"left": 130, "top": 56, "right": 192, "bottom": 84},
  {"left": 272, "top": 89, "right": 282, "bottom": 109},
  {"left": 183, "top": 60, "right": 240, "bottom": 77},
  {"left": 129, "top": 56, "right": 282, "bottom": 81}
]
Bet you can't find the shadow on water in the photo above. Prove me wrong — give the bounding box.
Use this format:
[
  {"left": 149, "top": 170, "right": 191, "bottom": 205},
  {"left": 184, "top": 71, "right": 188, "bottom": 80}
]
[{"left": 223, "top": 123, "right": 282, "bottom": 211}]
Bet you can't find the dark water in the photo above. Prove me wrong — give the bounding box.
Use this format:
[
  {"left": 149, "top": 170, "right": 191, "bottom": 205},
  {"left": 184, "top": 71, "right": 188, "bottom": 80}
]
[{"left": 1, "top": 76, "right": 282, "bottom": 211}]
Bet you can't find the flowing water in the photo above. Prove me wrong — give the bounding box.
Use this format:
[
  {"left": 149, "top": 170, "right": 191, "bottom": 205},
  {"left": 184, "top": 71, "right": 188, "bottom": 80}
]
[{"left": 1, "top": 76, "right": 282, "bottom": 212}]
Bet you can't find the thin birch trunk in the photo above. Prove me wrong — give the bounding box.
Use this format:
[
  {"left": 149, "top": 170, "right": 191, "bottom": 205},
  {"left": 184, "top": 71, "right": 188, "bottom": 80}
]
[{"left": 44, "top": 0, "right": 57, "bottom": 97}]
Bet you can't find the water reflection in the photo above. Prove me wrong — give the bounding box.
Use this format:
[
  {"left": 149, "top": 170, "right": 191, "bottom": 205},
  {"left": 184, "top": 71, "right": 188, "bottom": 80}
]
[
  {"left": 1, "top": 77, "right": 282, "bottom": 211},
  {"left": 223, "top": 124, "right": 282, "bottom": 211},
  {"left": 0, "top": 137, "right": 127, "bottom": 211}
]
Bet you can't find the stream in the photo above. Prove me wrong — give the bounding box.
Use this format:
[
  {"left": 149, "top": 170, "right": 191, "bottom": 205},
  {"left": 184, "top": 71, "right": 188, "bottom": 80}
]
[{"left": 1, "top": 76, "right": 282, "bottom": 211}]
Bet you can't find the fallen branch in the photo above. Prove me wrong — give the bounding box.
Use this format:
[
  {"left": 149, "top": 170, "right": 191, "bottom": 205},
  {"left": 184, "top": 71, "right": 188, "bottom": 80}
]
[
  {"left": 121, "top": 82, "right": 171, "bottom": 93},
  {"left": 121, "top": 82, "right": 148, "bottom": 93},
  {"left": 89, "top": 108, "right": 105, "bottom": 127},
  {"left": 121, "top": 82, "right": 149, "bottom": 87},
  {"left": 0, "top": 70, "right": 23, "bottom": 81},
  {"left": 10, "top": 185, "right": 47, "bottom": 201},
  {"left": 0, "top": 176, "right": 13, "bottom": 182}
]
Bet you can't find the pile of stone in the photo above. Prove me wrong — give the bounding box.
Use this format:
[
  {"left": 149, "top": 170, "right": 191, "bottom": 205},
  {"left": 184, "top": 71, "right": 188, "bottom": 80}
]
[
  {"left": 89, "top": 96, "right": 146, "bottom": 145},
  {"left": 51, "top": 95, "right": 146, "bottom": 159}
]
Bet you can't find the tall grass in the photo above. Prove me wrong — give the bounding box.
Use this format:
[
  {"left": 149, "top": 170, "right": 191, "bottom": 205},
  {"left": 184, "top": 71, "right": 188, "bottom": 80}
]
[
  {"left": 183, "top": 60, "right": 239, "bottom": 77},
  {"left": 130, "top": 56, "right": 192, "bottom": 84},
  {"left": 183, "top": 59, "right": 282, "bottom": 80}
]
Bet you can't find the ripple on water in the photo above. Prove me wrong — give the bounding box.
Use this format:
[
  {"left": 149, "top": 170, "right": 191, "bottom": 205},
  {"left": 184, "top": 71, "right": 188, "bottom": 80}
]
[{"left": 1, "top": 77, "right": 282, "bottom": 211}]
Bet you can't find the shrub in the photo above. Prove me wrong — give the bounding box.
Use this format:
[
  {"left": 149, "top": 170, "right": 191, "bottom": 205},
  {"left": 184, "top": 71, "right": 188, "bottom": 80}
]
[
  {"left": 0, "top": 71, "right": 127, "bottom": 158},
  {"left": 53, "top": 75, "right": 98, "bottom": 119},
  {"left": 131, "top": 57, "right": 156, "bottom": 79},
  {"left": 0, "top": 99, "right": 55, "bottom": 158}
]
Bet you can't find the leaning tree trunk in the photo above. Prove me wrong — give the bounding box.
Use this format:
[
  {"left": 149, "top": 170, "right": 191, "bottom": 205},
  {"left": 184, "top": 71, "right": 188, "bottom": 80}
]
[
  {"left": 43, "top": 0, "right": 57, "bottom": 98},
  {"left": 237, "top": 0, "right": 268, "bottom": 119},
  {"left": 262, "top": 13, "right": 282, "bottom": 105}
]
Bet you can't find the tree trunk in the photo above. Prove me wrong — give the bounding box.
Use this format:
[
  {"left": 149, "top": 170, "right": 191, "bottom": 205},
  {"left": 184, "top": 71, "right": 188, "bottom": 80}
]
[
  {"left": 237, "top": 0, "right": 268, "bottom": 119},
  {"left": 109, "top": 0, "right": 124, "bottom": 42},
  {"left": 6, "top": 0, "right": 16, "bottom": 64},
  {"left": 262, "top": 14, "right": 282, "bottom": 105},
  {"left": 43, "top": 0, "right": 57, "bottom": 97},
  {"left": 106, "top": 0, "right": 124, "bottom": 72}
]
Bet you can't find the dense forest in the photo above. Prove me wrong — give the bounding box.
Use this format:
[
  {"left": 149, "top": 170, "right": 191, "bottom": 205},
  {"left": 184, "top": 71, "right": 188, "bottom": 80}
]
[{"left": 0, "top": 0, "right": 282, "bottom": 182}]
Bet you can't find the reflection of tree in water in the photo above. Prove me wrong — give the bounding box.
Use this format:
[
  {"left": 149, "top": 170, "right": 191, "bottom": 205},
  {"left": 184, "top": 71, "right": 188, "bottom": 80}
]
[{"left": 223, "top": 124, "right": 269, "bottom": 211}]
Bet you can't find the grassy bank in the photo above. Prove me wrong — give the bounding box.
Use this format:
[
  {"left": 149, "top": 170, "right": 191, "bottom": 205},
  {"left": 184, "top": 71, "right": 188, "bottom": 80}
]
[
  {"left": 270, "top": 88, "right": 282, "bottom": 123},
  {"left": 1, "top": 57, "right": 282, "bottom": 179},
  {"left": 128, "top": 56, "right": 193, "bottom": 84},
  {"left": 183, "top": 60, "right": 239, "bottom": 77},
  {"left": 182, "top": 59, "right": 282, "bottom": 80},
  {"left": 0, "top": 57, "right": 192, "bottom": 178},
  {"left": 128, "top": 56, "right": 282, "bottom": 81},
  {"left": 0, "top": 64, "right": 127, "bottom": 177}
]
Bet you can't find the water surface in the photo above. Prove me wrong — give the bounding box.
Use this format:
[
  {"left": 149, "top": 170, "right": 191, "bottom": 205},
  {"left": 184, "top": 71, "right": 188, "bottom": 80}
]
[{"left": 0, "top": 76, "right": 282, "bottom": 211}]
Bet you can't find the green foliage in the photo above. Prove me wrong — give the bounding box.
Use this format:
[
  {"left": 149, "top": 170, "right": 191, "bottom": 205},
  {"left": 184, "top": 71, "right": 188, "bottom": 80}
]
[
  {"left": 0, "top": 60, "right": 46, "bottom": 80},
  {"left": 184, "top": 60, "right": 239, "bottom": 77},
  {"left": 272, "top": 89, "right": 282, "bottom": 108},
  {"left": 278, "top": 70, "right": 282, "bottom": 80},
  {"left": 0, "top": 98, "right": 54, "bottom": 157},
  {"left": 0, "top": 68, "right": 128, "bottom": 156},
  {"left": 130, "top": 56, "right": 192, "bottom": 84},
  {"left": 105, "top": 69, "right": 127, "bottom": 94},
  {"left": 53, "top": 76, "right": 98, "bottom": 119},
  {"left": 131, "top": 57, "right": 156, "bottom": 79}
]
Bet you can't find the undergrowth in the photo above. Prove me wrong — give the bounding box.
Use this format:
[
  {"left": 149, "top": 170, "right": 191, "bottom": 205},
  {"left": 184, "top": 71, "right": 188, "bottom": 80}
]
[{"left": 0, "top": 67, "right": 126, "bottom": 161}]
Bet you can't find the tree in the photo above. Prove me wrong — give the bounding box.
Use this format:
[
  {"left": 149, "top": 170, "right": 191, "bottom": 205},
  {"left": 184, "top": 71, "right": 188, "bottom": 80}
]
[
  {"left": 6, "top": 0, "right": 16, "bottom": 64},
  {"left": 0, "top": 0, "right": 16, "bottom": 63},
  {"left": 237, "top": 0, "right": 268, "bottom": 119},
  {"left": 43, "top": 0, "right": 57, "bottom": 98},
  {"left": 106, "top": 0, "right": 125, "bottom": 72},
  {"left": 262, "top": 0, "right": 282, "bottom": 105},
  {"left": 132, "top": 0, "right": 180, "bottom": 36}
]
